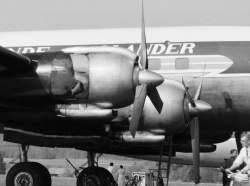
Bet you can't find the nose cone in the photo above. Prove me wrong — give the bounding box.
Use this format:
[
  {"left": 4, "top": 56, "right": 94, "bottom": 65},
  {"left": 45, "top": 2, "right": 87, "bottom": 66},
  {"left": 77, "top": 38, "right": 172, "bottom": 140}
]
[
  {"left": 189, "top": 100, "right": 212, "bottom": 117},
  {"left": 138, "top": 70, "right": 164, "bottom": 87}
]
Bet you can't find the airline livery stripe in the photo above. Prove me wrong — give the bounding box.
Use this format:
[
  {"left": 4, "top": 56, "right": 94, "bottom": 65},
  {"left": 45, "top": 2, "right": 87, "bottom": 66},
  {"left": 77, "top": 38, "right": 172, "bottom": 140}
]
[
  {"left": 155, "top": 69, "right": 230, "bottom": 73},
  {"left": 161, "top": 62, "right": 233, "bottom": 65},
  {"left": 149, "top": 55, "right": 227, "bottom": 59}
]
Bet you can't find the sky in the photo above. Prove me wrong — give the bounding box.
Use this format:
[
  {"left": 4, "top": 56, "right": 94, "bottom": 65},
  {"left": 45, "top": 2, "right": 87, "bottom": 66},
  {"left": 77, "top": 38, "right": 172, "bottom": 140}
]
[{"left": 1, "top": 0, "right": 250, "bottom": 32}]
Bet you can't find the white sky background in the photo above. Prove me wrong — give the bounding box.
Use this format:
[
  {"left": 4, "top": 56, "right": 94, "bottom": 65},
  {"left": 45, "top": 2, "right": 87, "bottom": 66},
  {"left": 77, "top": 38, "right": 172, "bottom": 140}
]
[{"left": 0, "top": 0, "right": 250, "bottom": 32}]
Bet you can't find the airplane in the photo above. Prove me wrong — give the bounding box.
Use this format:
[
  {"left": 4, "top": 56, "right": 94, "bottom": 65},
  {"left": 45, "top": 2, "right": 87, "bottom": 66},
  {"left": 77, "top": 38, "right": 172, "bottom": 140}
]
[{"left": 1, "top": 3, "right": 250, "bottom": 186}]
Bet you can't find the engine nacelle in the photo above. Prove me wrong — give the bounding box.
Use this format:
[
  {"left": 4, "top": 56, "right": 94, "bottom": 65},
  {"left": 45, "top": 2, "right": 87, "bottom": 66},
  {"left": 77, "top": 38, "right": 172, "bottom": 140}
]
[
  {"left": 83, "top": 51, "right": 136, "bottom": 108},
  {"left": 35, "top": 47, "right": 138, "bottom": 109},
  {"left": 138, "top": 79, "right": 189, "bottom": 134}
]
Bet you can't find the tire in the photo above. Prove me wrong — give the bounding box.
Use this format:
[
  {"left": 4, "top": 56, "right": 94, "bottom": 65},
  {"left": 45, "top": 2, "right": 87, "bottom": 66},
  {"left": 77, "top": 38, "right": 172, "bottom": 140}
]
[
  {"left": 96, "top": 167, "right": 117, "bottom": 186},
  {"left": 77, "top": 167, "right": 117, "bottom": 186},
  {"left": 31, "top": 162, "right": 52, "bottom": 186},
  {"left": 6, "top": 162, "right": 42, "bottom": 186}
]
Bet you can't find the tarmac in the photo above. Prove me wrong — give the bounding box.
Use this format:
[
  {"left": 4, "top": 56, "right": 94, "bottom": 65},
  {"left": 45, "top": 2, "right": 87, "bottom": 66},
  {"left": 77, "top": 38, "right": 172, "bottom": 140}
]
[
  {"left": 0, "top": 175, "right": 76, "bottom": 186},
  {"left": 0, "top": 174, "right": 224, "bottom": 186}
]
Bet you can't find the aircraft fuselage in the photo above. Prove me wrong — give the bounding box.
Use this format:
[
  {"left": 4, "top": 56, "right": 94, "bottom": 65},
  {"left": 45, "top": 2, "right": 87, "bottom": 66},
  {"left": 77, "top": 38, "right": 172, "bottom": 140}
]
[{"left": 0, "top": 27, "right": 249, "bottom": 148}]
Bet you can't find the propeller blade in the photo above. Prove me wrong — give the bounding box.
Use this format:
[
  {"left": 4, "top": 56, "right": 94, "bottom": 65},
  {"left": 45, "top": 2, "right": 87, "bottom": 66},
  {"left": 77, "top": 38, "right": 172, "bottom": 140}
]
[
  {"left": 194, "top": 62, "right": 206, "bottom": 100},
  {"left": 148, "top": 87, "right": 163, "bottom": 114},
  {"left": 194, "top": 78, "right": 203, "bottom": 101},
  {"left": 130, "top": 84, "right": 147, "bottom": 137},
  {"left": 140, "top": 0, "right": 148, "bottom": 70},
  {"left": 190, "top": 118, "right": 200, "bottom": 184},
  {"left": 182, "top": 77, "right": 196, "bottom": 107},
  {"left": 183, "top": 71, "right": 208, "bottom": 184}
]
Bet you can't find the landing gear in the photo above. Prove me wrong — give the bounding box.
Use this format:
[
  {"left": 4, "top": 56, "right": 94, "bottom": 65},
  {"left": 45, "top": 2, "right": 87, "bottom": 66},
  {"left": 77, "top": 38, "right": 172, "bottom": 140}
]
[
  {"left": 77, "top": 167, "right": 117, "bottom": 186},
  {"left": 87, "top": 152, "right": 95, "bottom": 167},
  {"left": 20, "top": 144, "right": 29, "bottom": 162},
  {"left": 31, "top": 162, "right": 52, "bottom": 186},
  {"left": 76, "top": 152, "right": 117, "bottom": 186},
  {"left": 6, "top": 162, "right": 42, "bottom": 186},
  {"left": 6, "top": 144, "right": 51, "bottom": 186},
  {"left": 6, "top": 162, "right": 51, "bottom": 186}
]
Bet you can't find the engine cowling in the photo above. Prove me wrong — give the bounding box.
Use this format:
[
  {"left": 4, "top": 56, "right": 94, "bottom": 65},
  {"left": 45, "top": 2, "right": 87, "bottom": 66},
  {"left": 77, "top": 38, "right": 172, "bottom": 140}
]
[
  {"left": 80, "top": 50, "right": 136, "bottom": 108},
  {"left": 36, "top": 47, "right": 139, "bottom": 108},
  {"left": 137, "top": 79, "right": 189, "bottom": 134}
]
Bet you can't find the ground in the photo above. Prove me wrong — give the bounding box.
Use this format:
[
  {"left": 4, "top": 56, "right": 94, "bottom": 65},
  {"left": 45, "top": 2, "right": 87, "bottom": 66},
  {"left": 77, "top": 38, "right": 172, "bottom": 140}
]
[{"left": 0, "top": 174, "right": 225, "bottom": 186}]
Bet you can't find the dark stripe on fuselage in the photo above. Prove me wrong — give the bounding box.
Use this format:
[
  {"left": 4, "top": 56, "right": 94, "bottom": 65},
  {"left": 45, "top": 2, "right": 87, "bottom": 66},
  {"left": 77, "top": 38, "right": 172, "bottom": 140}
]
[{"left": 8, "top": 41, "right": 250, "bottom": 74}]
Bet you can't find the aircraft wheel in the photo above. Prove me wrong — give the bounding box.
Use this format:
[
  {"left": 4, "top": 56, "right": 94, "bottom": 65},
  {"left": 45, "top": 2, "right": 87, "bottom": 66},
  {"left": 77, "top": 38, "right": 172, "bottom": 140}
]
[
  {"left": 31, "top": 162, "right": 52, "bottom": 186},
  {"left": 77, "top": 167, "right": 117, "bottom": 186},
  {"left": 96, "top": 167, "right": 117, "bottom": 186},
  {"left": 6, "top": 162, "right": 42, "bottom": 186}
]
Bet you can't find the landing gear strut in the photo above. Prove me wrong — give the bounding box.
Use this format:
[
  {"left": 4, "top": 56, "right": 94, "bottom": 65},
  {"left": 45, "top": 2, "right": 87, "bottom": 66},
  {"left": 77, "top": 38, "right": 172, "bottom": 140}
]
[
  {"left": 87, "top": 151, "right": 95, "bottom": 167},
  {"left": 20, "top": 144, "right": 29, "bottom": 162},
  {"left": 6, "top": 144, "right": 52, "bottom": 186}
]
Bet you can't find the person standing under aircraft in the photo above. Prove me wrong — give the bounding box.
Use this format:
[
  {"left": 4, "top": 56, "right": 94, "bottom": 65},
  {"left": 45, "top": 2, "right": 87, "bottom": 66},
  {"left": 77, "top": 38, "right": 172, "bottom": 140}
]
[
  {"left": 116, "top": 165, "right": 126, "bottom": 186},
  {"left": 108, "top": 162, "right": 116, "bottom": 179},
  {"left": 227, "top": 134, "right": 250, "bottom": 173},
  {"left": 226, "top": 149, "right": 238, "bottom": 170}
]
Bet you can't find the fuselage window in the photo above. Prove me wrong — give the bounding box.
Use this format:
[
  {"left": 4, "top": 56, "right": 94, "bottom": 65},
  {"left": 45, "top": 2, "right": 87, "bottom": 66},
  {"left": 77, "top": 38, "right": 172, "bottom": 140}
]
[
  {"left": 175, "top": 58, "right": 189, "bottom": 69},
  {"left": 148, "top": 58, "right": 161, "bottom": 70}
]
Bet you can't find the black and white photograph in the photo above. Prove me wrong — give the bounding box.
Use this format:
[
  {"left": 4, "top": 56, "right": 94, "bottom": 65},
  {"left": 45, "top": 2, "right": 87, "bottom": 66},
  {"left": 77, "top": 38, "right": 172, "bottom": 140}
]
[{"left": 1, "top": 0, "right": 250, "bottom": 186}]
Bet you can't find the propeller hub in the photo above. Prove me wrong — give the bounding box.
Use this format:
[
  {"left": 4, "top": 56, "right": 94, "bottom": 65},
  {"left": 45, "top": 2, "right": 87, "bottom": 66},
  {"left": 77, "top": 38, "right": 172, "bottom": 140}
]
[
  {"left": 138, "top": 70, "right": 164, "bottom": 88},
  {"left": 189, "top": 100, "right": 212, "bottom": 118}
]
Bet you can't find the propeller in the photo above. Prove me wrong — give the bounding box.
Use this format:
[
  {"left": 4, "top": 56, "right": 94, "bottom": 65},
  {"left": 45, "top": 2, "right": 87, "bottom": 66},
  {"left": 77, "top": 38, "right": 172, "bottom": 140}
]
[
  {"left": 189, "top": 118, "right": 200, "bottom": 184},
  {"left": 182, "top": 77, "right": 212, "bottom": 184},
  {"left": 129, "top": 0, "right": 164, "bottom": 137}
]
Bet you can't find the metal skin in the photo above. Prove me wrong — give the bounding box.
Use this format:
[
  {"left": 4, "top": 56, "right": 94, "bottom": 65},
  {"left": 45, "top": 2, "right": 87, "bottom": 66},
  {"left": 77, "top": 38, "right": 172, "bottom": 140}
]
[
  {"left": 114, "top": 131, "right": 165, "bottom": 145},
  {"left": 76, "top": 141, "right": 217, "bottom": 156},
  {"left": 57, "top": 107, "right": 117, "bottom": 120},
  {"left": 62, "top": 46, "right": 163, "bottom": 109},
  {"left": 87, "top": 52, "right": 135, "bottom": 108},
  {"left": 24, "top": 47, "right": 138, "bottom": 109},
  {"left": 3, "top": 36, "right": 250, "bottom": 175},
  {"left": 139, "top": 79, "right": 188, "bottom": 134},
  {"left": 0, "top": 44, "right": 247, "bottom": 124},
  {"left": 0, "top": 78, "right": 192, "bottom": 148},
  {"left": 138, "top": 70, "right": 164, "bottom": 87},
  {"left": 0, "top": 49, "right": 228, "bottom": 148}
]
